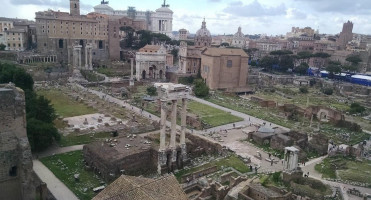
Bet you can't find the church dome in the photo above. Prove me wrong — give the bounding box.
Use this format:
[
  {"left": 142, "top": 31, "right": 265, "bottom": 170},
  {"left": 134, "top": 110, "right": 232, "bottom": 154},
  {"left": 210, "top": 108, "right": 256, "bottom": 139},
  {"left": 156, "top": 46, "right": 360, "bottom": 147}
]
[
  {"left": 94, "top": 4, "right": 114, "bottom": 11},
  {"left": 196, "top": 19, "right": 211, "bottom": 37},
  {"left": 156, "top": 6, "right": 173, "bottom": 13}
]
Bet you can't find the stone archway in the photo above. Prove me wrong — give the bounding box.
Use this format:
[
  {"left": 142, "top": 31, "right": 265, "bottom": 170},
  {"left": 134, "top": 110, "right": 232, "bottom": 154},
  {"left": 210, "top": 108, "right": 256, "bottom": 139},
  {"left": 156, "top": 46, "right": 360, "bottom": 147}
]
[
  {"left": 142, "top": 70, "right": 146, "bottom": 80},
  {"left": 159, "top": 70, "right": 163, "bottom": 79}
]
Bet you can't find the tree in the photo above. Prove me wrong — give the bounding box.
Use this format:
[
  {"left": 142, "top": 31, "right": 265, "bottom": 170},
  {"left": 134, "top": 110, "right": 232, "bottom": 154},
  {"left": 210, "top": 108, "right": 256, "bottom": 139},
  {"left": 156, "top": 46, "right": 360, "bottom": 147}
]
[
  {"left": 326, "top": 64, "right": 341, "bottom": 78},
  {"left": 27, "top": 118, "right": 59, "bottom": 152},
  {"left": 0, "top": 62, "right": 60, "bottom": 152},
  {"left": 120, "top": 26, "right": 135, "bottom": 48},
  {"left": 313, "top": 52, "right": 331, "bottom": 58},
  {"left": 342, "top": 65, "right": 359, "bottom": 73},
  {"left": 146, "top": 86, "right": 157, "bottom": 96},
  {"left": 259, "top": 56, "right": 276, "bottom": 70},
  {"left": 171, "top": 48, "right": 179, "bottom": 64},
  {"left": 297, "top": 51, "right": 313, "bottom": 65},
  {"left": 0, "top": 43, "right": 5, "bottom": 51},
  {"left": 194, "top": 79, "right": 209, "bottom": 97},
  {"left": 295, "top": 63, "right": 309, "bottom": 75},
  {"left": 270, "top": 50, "right": 293, "bottom": 56},
  {"left": 346, "top": 55, "right": 362, "bottom": 66},
  {"left": 279, "top": 55, "right": 294, "bottom": 71}
]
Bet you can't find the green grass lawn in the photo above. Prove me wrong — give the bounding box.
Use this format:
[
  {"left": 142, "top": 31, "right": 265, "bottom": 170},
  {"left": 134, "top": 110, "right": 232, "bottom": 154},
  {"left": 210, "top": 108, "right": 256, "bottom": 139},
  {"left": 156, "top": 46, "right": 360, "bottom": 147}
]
[
  {"left": 315, "top": 156, "right": 371, "bottom": 186},
  {"left": 37, "top": 90, "right": 97, "bottom": 118},
  {"left": 59, "top": 132, "right": 112, "bottom": 147},
  {"left": 40, "top": 151, "right": 105, "bottom": 200},
  {"left": 175, "top": 155, "right": 250, "bottom": 181},
  {"left": 205, "top": 93, "right": 294, "bottom": 129},
  {"left": 187, "top": 101, "right": 243, "bottom": 127}
]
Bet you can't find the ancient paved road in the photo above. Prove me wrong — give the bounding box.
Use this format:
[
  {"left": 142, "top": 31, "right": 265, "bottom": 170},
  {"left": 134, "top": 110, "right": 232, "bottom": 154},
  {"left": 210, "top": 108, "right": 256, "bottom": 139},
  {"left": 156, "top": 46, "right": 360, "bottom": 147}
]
[
  {"left": 33, "top": 160, "right": 79, "bottom": 200},
  {"left": 35, "top": 145, "right": 84, "bottom": 158}
]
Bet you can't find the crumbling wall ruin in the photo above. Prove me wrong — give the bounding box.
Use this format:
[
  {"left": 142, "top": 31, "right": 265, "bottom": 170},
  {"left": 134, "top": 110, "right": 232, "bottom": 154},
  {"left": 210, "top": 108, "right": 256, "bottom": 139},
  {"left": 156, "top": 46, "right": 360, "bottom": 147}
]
[{"left": 0, "top": 84, "right": 35, "bottom": 200}]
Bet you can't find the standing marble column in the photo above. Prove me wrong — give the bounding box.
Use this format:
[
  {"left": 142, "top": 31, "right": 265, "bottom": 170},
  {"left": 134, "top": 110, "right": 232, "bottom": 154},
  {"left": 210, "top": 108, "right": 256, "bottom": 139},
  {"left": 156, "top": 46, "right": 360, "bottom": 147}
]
[
  {"left": 180, "top": 98, "right": 187, "bottom": 160},
  {"left": 89, "top": 48, "right": 93, "bottom": 70},
  {"left": 130, "top": 58, "right": 134, "bottom": 86},
  {"left": 85, "top": 46, "right": 88, "bottom": 70},
  {"left": 78, "top": 49, "right": 82, "bottom": 69},
  {"left": 170, "top": 99, "right": 177, "bottom": 149},
  {"left": 180, "top": 98, "right": 187, "bottom": 145},
  {"left": 160, "top": 101, "right": 167, "bottom": 151}
]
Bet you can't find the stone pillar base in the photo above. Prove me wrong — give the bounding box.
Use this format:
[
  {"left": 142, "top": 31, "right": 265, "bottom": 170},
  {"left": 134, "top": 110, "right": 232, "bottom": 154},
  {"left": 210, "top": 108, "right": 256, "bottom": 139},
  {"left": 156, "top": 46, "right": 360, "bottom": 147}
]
[
  {"left": 181, "top": 144, "right": 188, "bottom": 161},
  {"left": 130, "top": 78, "right": 134, "bottom": 86},
  {"left": 157, "top": 150, "right": 167, "bottom": 174}
]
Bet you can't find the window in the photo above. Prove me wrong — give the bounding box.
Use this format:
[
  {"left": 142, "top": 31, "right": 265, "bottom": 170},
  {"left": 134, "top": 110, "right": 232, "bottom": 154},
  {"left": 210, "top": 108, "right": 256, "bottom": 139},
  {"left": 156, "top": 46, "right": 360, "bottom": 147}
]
[
  {"left": 74, "top": 3, "right": 77, "bottom": 8},
  {"left": 99, "top": 40, "right": 103, "bottom": 49},
  {"left": 18, "top": 44, "right": 21, "bottom": 47},
  {"left": 227, "top": 60, "right": 232, "bottom": 68},
  {"left": 59, "top": 39, "right": 63, "bottom": 48},
  {"left": 9, "top": 166, "right": 17, "bottom": 177}
]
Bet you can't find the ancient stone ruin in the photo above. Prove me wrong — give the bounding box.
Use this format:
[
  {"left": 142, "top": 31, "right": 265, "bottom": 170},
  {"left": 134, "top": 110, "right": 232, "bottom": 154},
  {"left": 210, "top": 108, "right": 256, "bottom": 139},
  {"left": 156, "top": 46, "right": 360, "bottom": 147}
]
[
  {"left": 0, "top": 84, "right": 35, "bottom": 200},
  {"left": 155, "top": 83, "right": 190, "bottom": 174}
]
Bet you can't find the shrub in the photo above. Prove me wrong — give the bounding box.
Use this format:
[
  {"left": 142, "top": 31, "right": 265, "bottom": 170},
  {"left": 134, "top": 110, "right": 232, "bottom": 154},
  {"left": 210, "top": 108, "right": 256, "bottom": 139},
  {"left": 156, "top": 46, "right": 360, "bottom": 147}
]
[
  {"left": 349, "top": 103, "right": 366, "bottom": 114},
  {"left": 272, "top": 172, "right": 281, "bottom": 183},
  {"left": 309, "top": 79, "right": 316, "bottom": 87},
  {"left": 299, "top": 87, "right": 308, "bottom": 94},
  {"left": 194, "top": 79, "right": 209, "bottom": 97},
  {"left": 146, "top": 86, "right": 157, "bottom": 96},
  {"left": 322, "top": 88, "right": 333, "bottom": 95}
]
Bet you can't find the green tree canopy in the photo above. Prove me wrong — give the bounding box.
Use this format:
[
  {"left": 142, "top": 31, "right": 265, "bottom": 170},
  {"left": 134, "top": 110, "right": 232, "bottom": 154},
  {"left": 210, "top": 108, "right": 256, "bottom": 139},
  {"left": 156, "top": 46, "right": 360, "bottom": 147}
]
[
  {"left": 326, "top": 64, "right": 342, "bottom": 78},
  {"left": 194, "top": 79, "right": 209, "bottom": 97},
  {"left": 295, "top": 63, "right": 309, "bottom": 75},
  {"left": 270, "top": 50, "right": 293, "bottom": 56},
  {"left": 313, "top": 52, "right": 331, "bottom": 58},
  {"left": 0, "top": 62, "right": 59, "bottom": 152},
  {"left": 279, "top": 55, "right": 294, "bottom": 71},
  {"left": 0, "top": 43, "right": 5, "bottom": 51},
  {"left": 346, "top": 55, "right": 362, "bottom": 66},
  {"left": 297, "top": 51, "right": 313, "bottom": 59}
]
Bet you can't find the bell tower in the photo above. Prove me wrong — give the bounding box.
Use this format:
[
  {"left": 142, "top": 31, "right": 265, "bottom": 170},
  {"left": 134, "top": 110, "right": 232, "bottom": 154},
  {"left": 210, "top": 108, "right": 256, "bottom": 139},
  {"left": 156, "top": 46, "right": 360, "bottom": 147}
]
[{"left": 70, "top": 0, "right": 80, "bottom": 16}]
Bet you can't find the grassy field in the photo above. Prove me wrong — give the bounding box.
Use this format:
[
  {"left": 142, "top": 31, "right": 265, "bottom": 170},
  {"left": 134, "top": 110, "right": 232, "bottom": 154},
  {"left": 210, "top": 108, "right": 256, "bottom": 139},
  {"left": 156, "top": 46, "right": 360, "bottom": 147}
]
[
  {"left": 315, "top": 156, "right": 371, "bottom": 186},
  {"left": 37, "top": 90, "right": 97, "bottom": 118},
  {"left": 59, "top": 132, "right": 112, "bottom": 147},
  {"left": 41, "top": 151, "right": 105, "bottom": 200},
  {"left": 205, "top": 92, "right": 295, "bottom": 129},
  {"left": 205, "top": 91, "right": 369, "bottom": 145},
  {"left": 187, "top": 101, "right": 243, "bottom": 127},
  {"left": 140, "top": 100, "right": 243, "bottom": 129},
  {"left": 175, "top": 155, "right": 250, "bottom": 181}
]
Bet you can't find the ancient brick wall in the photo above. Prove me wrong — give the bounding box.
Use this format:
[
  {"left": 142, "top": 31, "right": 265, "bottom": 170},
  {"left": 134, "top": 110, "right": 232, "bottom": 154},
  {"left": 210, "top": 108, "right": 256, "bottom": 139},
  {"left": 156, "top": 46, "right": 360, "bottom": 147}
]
[
  {"left": 0, "top": 84, "right": 35, "bottom": 200},
  {"left": 83, "top": 146, "right": 157, "bottom": 182},
  {"left": 186, "top": 133, "right": 223, "bottom": 157}
]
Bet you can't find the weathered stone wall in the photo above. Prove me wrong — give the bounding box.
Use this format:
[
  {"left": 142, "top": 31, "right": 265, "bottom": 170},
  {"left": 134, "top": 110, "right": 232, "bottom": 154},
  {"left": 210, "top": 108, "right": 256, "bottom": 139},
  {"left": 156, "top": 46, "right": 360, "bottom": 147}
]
[
  {"left": 308, "top": 134, "right": 329, "bottom": 155},
  {"left": 186, "top": 133, "right": 223, "bottom": 157},
  {"left": 0, "top": 84, "right": 35, "bottom": 200},
  {"left": 83, "top": 145, "right": 158, "bottom": 182}
]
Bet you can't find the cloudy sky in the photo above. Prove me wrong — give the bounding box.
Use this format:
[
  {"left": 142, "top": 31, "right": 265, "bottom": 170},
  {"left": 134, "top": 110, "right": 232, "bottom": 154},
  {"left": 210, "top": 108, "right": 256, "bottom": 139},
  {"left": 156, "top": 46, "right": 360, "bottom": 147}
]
[{"left": 2, "top": 0, "right": 371, "bottom": 35}]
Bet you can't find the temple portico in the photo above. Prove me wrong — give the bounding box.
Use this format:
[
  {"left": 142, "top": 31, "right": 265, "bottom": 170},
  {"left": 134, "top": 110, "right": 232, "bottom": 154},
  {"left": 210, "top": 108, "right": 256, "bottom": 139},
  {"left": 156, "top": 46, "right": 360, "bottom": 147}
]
[{"left": 155, "top": 83, "right": 190, "bottom": 174}]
